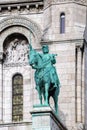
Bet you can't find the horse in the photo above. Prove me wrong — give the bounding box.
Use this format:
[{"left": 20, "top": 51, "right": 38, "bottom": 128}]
[{"left": 29, "top": 47, "right": 60, "bottom": 115}]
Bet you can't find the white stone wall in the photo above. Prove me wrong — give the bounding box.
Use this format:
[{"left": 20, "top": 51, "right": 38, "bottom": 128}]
[
  {"left": 3, "top": 65, "right": 32, "bottom": 122},
  {"left": 43, "top": 2, "right": 86, "bottom": 41},
  {"left": 0, "top": 122, "right": 32, "bottom": 130},
  {"left": 0, "top": 0, "right": 86, "bottom": 130},
  {"left": 49, "top": 42, "right": 76, "bottom": 129}
]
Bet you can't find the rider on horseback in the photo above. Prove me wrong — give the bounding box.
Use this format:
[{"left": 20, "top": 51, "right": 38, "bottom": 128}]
[
  {"left": 29, "top": 44, "right": 60, "bottom": 89},
  {"left": 40, "top": 45, "right": 60, "bottom": 88},
  {"left": 29, "top": 44, "right": 60, "bottom": 112}
]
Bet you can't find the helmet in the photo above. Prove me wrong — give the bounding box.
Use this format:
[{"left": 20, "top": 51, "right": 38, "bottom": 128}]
[
  {"left": 42, "top": 45, "right": 49, "bottom": 49},
  {"left": 42, "top": 45, "right": 49, "bottom": 53}
]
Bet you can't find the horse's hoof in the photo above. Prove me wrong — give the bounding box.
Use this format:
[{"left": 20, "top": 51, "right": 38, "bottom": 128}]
[{"left": 44, "top": 103, "right": 49, "bottom": 106}]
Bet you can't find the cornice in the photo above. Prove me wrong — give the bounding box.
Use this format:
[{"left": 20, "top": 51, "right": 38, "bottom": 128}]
[
  {"left": 73, "top": 0, "right": 87, "bottom": 6},
  {"left": 0, "top": 16, "right": 42, "bottom": 41},
  {"left": 0, "top": 0, "right": 44, "bottom": 12},
  {"left": 52, "top": 0, "right": 87, "bottom": 5},
  {"left": 44, "top": 0, "right": 87, "bottom": 6},
  {"left": 57, "top": 0, "right": 87, "bottom": 5},
  {"left": 44, "top": 0, "right": 87, "bottom": 10},
  {"left": 0, "top": 0, "right": 43, "bottom": 4}
]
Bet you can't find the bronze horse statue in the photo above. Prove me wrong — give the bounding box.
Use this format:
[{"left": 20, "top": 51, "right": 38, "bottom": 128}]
[{"left": 29, "top": 44, "right": 60, "bottom": 115}]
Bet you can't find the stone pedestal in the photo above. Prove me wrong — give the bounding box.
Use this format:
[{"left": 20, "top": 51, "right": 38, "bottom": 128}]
[{"left": 31, "top": 106, "right": 68, "bottom": 130}]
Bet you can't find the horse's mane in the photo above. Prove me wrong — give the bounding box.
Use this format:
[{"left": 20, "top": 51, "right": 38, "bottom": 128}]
[{"left": 30, "top": 49, "right": 42, "bottom": 62}]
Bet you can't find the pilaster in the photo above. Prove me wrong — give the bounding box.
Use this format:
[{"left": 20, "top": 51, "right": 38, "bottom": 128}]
[
  {"left": 75, "top": 43, "right": 84, "bottom": 124},
  {"left": 0, "top": 52, "right": 3, "bottom": 122}
]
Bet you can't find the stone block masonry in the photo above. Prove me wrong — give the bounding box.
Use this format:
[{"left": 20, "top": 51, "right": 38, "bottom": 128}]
[{"left": 31, "top": 106, "right": 68, "bottom": 130}]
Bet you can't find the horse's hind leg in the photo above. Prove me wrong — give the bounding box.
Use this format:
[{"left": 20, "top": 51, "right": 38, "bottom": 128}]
[
  {"left": 40, "top": 94, "right": 42, "bottom": 104},
  {"left": 43, "top": 90, "right": 46, "bottom": 102},
  {"left": 53, "top": 94, "right": 58, "bottom": 115},
  {"left": 44, "top": 83, "right": 49, "bottom": 105},
  {"left": 54, "top": 97, "right": 58, "bottom": 115},
  {"left": 53, "top": 86, "right": 60, "bottom": 115}
]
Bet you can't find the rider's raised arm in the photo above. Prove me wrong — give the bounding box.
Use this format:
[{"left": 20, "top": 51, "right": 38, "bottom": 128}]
[
  {"left": 28, "top": 43, "right": 33, "bottom": 51},
  {"left": 51, "top": 54, "right": 57, "bottom": 64}
]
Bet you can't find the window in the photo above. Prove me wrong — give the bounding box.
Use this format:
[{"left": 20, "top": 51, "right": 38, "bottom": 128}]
[
  {"left": 60, "top": 13, "right": 65, "bottom": 34},
  {"left": 12, "top": 74, "right": 23, "bottom": 122}
]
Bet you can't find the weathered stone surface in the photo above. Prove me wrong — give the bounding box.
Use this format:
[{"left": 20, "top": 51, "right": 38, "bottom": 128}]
[
  {"left": 0, "top": 122, "right": 32, "bottom": 130},
  {"left": 0, "top": 0, "right": 43, "bottom": 4},
  {"left": 0, "top": 0, "right": 86, "bottom": 130},
  {"left": 31, "top": 106, "right": 68, "bottom": 130}
]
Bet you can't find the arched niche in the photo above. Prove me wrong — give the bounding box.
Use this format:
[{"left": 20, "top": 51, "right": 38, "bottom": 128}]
[
  {"left": 0, "top": 16, "right": 42, "bottom": 52},
  {"left": 3, "top": 33, "right": 29, "bottom": 65}
]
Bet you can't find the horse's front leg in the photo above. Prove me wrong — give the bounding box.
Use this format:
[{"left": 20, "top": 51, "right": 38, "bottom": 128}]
[
  {"left": 44, "top": 83, "right": 49, "bottom": 105},
  {"left": 54, "top": 97, "right": 58, "bottom": 115},
  {"left": 36, "top": 86, "right": 42, "bottom": 105},
  {"left": 53, "top": 88, "right": 59, "bottom": 115}
]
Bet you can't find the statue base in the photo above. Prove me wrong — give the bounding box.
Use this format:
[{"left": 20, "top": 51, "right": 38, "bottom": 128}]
[{"left": 30, "top": 106, "right": 67, "bottom": 130}]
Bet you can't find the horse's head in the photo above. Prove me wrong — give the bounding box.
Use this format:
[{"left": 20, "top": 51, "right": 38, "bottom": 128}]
[{"left": 29, "top": 49, "right": 37, "bottom": 66}]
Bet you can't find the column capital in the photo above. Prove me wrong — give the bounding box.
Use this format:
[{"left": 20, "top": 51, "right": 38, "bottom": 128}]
[{"left": 0, "top": 52, "right": 4, "bottom": 62}]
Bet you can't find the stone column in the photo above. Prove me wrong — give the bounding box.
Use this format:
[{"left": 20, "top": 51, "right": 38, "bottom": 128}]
[
  {"left": 75, "top": 45, "right": 84, "bottom": 123},
  {"left": 0, "top": 52, "right": 3, "bottom": 122},
  {"left": 31, "top": 106, "right": 68, "bottom": 130},
  {"left": 77, "top": 46, "right": 82, "bottom": 122},
  {"left": 84, "top": 44, "right": 87, "bottom": 130}
]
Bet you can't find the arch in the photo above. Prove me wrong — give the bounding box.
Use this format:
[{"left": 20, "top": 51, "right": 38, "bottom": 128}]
[
  {"left": 3, "top": 33, "right": 28, "bottom": 48},
  {"left": 0, "top": 16, "right": 42, "bottom": 51}
]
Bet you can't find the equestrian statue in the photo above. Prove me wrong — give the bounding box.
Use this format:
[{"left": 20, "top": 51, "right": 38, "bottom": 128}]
[{"left": 28, "top": 43, "right": 60, "bottom": 115}]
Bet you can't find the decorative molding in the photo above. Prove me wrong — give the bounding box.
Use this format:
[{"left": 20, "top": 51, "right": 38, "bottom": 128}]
[
  {"left": 0, "top": 16, "right": 42, "bottom": 43},
  {"left": 44, "top": 0, "right": 87, "bottom": 7},
  {"left": 0, "top": 0, "right": 43, "bottom": 4},
  {"left": 3, "top": 62, "right": 29, "bottom": 68},
  {"left": 0, "top": 0, "right": 43, "bottom": 13},
  {"left": 75, "top": 42, "right": 84, "bottom": 50},
  {"left": 55, "top": 0, "right": 87, "bottom": 5},
  {"left": 74, "top": 0, "right": 87, "bottom": 5}
]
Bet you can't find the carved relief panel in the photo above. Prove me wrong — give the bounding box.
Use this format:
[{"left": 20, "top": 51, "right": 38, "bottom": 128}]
[{"left": 3, "top": 33, "right": 29, "bottom": 67}]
